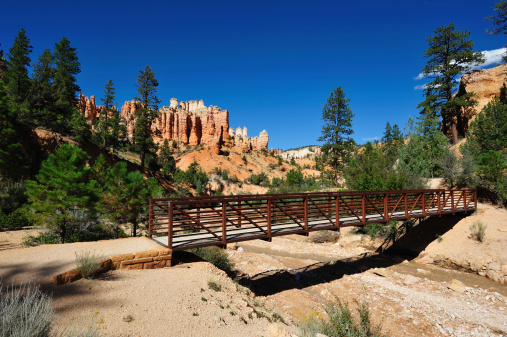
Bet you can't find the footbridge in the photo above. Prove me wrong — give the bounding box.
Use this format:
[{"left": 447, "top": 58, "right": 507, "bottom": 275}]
[{"left": 149, "top": 189, "right": 476, "bottom": 251}]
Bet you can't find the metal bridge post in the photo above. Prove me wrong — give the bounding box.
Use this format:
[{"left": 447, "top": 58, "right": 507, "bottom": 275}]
[
  {"left": 148, "top": 199, "right": 153, "bottom": 239},
  {"left": 422, "top": 192, "right": 426, "bottom": 217},
  {"left": 267, "top": 199, "right": 272, "bottom": 238},
  {"left": 451, "top": 191, "right": 455, "bottom": 214},
  {"left": 335, "top": 195, "right": 340, "bottom": 231},
  {"left": 384, "top": 193, "right": 388, "bottom": 221},
  {"left": 222, "top": 201, "right": 227, "bottom": 245},
  {"left": 362, "top": 194, "right": 366, "bottom": 225},
  {"left": 238, "top": 201, "right": 242, "bottom": 228},
  {"left": 304, "top": 196, "right": 309, "bottom": 233},
  {"left": 168, "top": 202, "right": 173, "bottom": 250},
  {"left": 404, "top": 193, "right": 408, "bottom": 219},
  {"left": 474, "top": 190, "right": 478, "bottom": 211}
]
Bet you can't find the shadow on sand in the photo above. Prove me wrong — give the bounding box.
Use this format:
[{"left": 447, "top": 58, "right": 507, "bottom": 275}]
[{"left": 235, "top": 213, "right": 468, "bottom": 296}]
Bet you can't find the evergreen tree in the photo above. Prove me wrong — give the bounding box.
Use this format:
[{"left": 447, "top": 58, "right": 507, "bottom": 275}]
[
  {"left": 486, "top": 0, "right": 507, "bottom": 35},
  {"left": 4, "top": 28, "right": 33, "bottom": 106},
  {"left": 158, "top": 139, "right": 176, "bottom": 178},
  {"left": 133, "top": 65, "right": 161, "bottom": 168},
  {"left": 418, "top": 23, "right": 484, "bottom": 144},
  {"left": 53, "top": 37, "right": 81, "bottom": 133},
  {"left": 101, "top": 161, "right": 161, "bottom": 237},
  {"left": 93, "top": 79, "right": 117, "bottom": 148},
  {"left": 0, "top": 43, "right": 6, "bottom": 77},
  {"left": 25, "top": 144, "right": 99, "bottom": 243},
  {"left": 0, "top": 80, "right": 29, "bottom": 180},
  {"left": 317, "top": 86, "right": 355, "bottom": 186},
  {"left": 28, "top": 49, "right": 55, "bottom": 126}
]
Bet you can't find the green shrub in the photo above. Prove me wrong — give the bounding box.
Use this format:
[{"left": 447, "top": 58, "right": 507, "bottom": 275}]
[
  {"left": 191, "top": 246, "right": 235, "bottom": 276},
  {"left": 0, "top": 209, "right": 33, "bottom": 229},
  {"left": 469, "top": 220, "right": 487, "bottom": 242},
  {"left": 75, "top": 251, "right": 104, "bottom": 279},
  {"left": 299, "top": 297, "right": 386, "bottom": 337},
  {"left": 208, "top": 280, "right": 222, "bottom": 291},
  {"left": 0, "top": 282, "right": 53, "bottom": 337}
]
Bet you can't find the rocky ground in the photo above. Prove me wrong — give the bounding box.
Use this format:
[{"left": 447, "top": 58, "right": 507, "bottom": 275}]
[{"left": 1, "top": 202, "right": 506, "bottom": 336}]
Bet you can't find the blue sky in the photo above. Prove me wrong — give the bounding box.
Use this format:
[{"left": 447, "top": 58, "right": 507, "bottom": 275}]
[{"left": 1, "top": 0, "right": 505, "bottom": 150}]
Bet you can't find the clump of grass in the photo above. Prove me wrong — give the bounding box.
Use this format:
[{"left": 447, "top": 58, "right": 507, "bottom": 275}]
[
  {"left": 0, "top": 282, "right": 53, "bottom": 337},
  {"left": 123, "top": 314, "right": 134, "bottom": 322},
  {"left": 272, "top": 312, "right": 285, "bottom": 323},
  {"left": 299, "top": 297, "right": 386, "bottom": 337},
  {"left": 469, "top": 220, "right": 487, "bottom": 242},
  {"left": 201, "top": 297, "right": 207, "bottom": 302},
  {"left": 208, "top": 280, "right": 222, "bottom": 292},
  {"left": 191, "top": 246, "right": 235, "bottom": 276},
  {"left": 75, "top": 251, "right": 104, "bottom": 279},
  {"left": 308, "top": 230, "right": 340, "bottom": 243}
]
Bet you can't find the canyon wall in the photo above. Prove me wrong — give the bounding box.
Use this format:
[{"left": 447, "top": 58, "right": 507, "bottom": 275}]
[
  {"left": 449, "top": 63, "right": 507, "bottom": 138},
  {"left": 119, "top": 98, "right": 269, "bottom": 154}
]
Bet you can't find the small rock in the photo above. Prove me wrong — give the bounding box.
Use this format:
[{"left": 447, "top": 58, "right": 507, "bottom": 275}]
[
  {"left": 416, "top": 255, "right": 434, "bottom": 265},
  {"left": 339, "top": 235, "right": 363, "bottom": 248},
  {"left": 402, "top": 259, "right": 409, "bottom": 264},
  {"left": 486, "top": 270, "right": 503, "bottom": 283},
  {"left": 214, "top": 316, "right": 226, "bottom": 326},
  {"left": 266, "top": 323, "right": 290, "bottom": 337},
  {"left": 403, "top": 275, "right": 420, "bottom": 285},
  {"left": 448, "top": 279, "right": 466, "bottom": 293},
  {"left": 417, "top": 268, "right": 432, "bottom": 276},
  {"left": 373, "top": 268, "right": 393, "bottom": 278},
  {"left": 488, "top": 262, "right": 501, "bottom": 272},
  {"left": 237, "top": 247, "right": 245, "bottom": 252}
]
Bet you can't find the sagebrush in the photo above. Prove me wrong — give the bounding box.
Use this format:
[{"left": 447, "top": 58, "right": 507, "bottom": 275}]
[
  {"left": 191, "top": 246, "right": 235, "bottom": 276},
  {"left": 469, "top": 220, "right": 487, "bottom": 242},
  {"left": 299, "top": 296, "right": 386, "bottom": 337},
  {"left": 75, "top": 251, "right": 104, "bottom": 279}
]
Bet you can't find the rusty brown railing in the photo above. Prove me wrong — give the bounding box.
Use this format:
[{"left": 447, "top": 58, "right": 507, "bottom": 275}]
[{"left": 148, "top": 189, "right": 476, "bottom": 251}]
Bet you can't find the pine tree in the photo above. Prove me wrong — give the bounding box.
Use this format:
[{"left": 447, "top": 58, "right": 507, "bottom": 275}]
[
  {"left": 317, "top": 86, "right": 354, "bottom": 186},
  {"left": 93, "top": 79, "right": 117, "bottom": 148},
  {"left": 0, "top": 80, "right": 29, "bottom": 180},
  {"left": 418, "top": 23, "right": 484, "bottom": 144},
  {"left": 4, "top": 28, "right": 33, "bottom": 105},
  {"left": 25, "top": 144, "right": 99, "bottom": 243},
  {"left": 486, "top": 0, "right": 507, "bottom": 35},
  {"left": 28, "top": 49, "right": 55, "bottom": 127},
  {"left": 133, "top": 65, "right": 161, "bottom": 168},
  {"left": 158, "top": 139, "right": 176, "bottom": 178},
  {"left": 53, "top": 37, "right": 81, "bottom": 133},
  {"left": 0, "top": 44, "right": 6, "bottom": 77}
]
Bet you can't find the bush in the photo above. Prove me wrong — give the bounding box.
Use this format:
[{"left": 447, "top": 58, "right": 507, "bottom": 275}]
[
  {"left": 0, "top": 209, "right": 33, "bottom": 229},
  {"left": 191, "top": 246, "right": 235, "bottom": 276},
  {"left": 357, "top": 222, "right": 397, "bottom": 240},
  {"left": 299, "top": 297, "right": 386, "bottom": 337},
  {"left": 469, "top": 220, "right": 487, "bottom": 242},
  {"left": 208, "top": 280, "right": 222, "bottom": 291},
  {"left": 75, "top": 251, "right": 104, "bottom": 279},
  {"left": 0, "top": 282, "right": 53, "bottom": 337}
]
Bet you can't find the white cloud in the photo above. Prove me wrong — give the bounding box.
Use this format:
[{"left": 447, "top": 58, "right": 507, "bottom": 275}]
[
  {"left": 414, "top": 47, "right": 506, "bottom": 86},
  {"left": 414, "top": 84, "right": 427, "bottom": 90},
  {"left": 362, "top": 137, "right": 379, "bottom": 141}
]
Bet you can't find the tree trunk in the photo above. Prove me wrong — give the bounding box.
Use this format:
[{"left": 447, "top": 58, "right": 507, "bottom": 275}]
[{"left": 451, "top": 122, "right": 458, "bottom": 145}]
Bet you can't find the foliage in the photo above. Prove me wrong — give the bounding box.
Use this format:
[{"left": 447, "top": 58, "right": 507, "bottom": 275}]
[
  {"left": 75, "top": 251, "right": 104, "bottom": 279},
  {"left": 28, "top": 49, "right": 55, "bottom": 127},
  {"left": 133, "top": 65, "right": 161, "bottom": 168},
  {"left": 0, "top": 281, "right": 53, "bottom": 337},
  {"left": 438, "top": 148, "right": 460, "bottom": 188},
  {"left": 486, "top": 0, "right": 507, "bottom": 37},
  {"left": 469, "top": 220, "right": 487, "bottom": 242},
  {"left": 208, "top": 280, "right": 222, "bottom": 291},
  {"left": 345, "top": 142, "right": 406, "bottom": 191},
  {"left": 381, "top": 122, "right": 403, "bottom": 158},
  {"left": 318, "top": 86, "right": 355, "bottom": 186},
  {"left": 248, "top": 172, "right": 271, "bottom": 186},
  {"left": 25, "top": 144, "right": 100, "bottom": 243},
  {"left": 174, "top": 161, "right": 208, "bottom": 195},
  {"left": 0, "top": 80, "right": 30, "bottom": 180},
  {"left": 465, "top": 96, "right": 507, "bottom": 156},
  {"left": 191, "top": 246, "right": 235, "bottom": 276},
  {"left": 158, "top": 139, "right": 176, "bottom": 178},
  {"left": 99, "top": 160, "right": 162, "bottom": 237},
  {"left": 53, "top": 37, "right": 81, "bottom": 134},
  {"left": 418, "top": 22, "right": 484, "bottom": 144},
  {"left": 286, "top": 168, "right": 304, "bottom": 186},
  {"left": 299, "top": 297, "right": 386, "bottom": 337},
  {"left": 357, "top": 222, "right": 397, "bottom": 240},
  {"left": 4, "top": 28, "right": 33, "bottom": 106}
]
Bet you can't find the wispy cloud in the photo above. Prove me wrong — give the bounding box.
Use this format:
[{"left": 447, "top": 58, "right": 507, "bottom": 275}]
[
  {"left": 362, "top": 137, "right": 379, "bottom": 141},
  {"left": 414, "top": 47, "right": 507, "bottom": 87}
]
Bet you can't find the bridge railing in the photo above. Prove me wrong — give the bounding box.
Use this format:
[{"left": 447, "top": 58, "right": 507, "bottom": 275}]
[{"left": 149, "top": 189, "right": 476, "bottom": 250}]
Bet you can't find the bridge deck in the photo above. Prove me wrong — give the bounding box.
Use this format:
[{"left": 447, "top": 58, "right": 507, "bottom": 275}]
[{"left": 149, "top": 189, "right": 476, "bottom": 251}]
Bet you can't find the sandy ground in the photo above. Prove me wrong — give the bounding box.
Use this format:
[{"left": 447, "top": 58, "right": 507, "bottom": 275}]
[{"left": 0, "top": 236, "right": 161, "bottom": 286}]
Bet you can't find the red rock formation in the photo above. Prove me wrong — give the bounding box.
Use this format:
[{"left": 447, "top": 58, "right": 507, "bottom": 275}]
[
  {"left": 450, "top": 63, "right": 507, "bottom": 138},
  {"left": 78, "top": 93, "right": 100, "bottom": 122},
  {"left": 119, "top": 98, "right": 268, "bottom": 152}
]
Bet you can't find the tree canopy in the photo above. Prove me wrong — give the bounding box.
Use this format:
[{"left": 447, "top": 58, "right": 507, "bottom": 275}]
[
  {"left": 317, "top": 86, "right": 355, "bottom": 186},
  {"left": 418, "top": 22, "right": 484, "bottom": 144}
]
